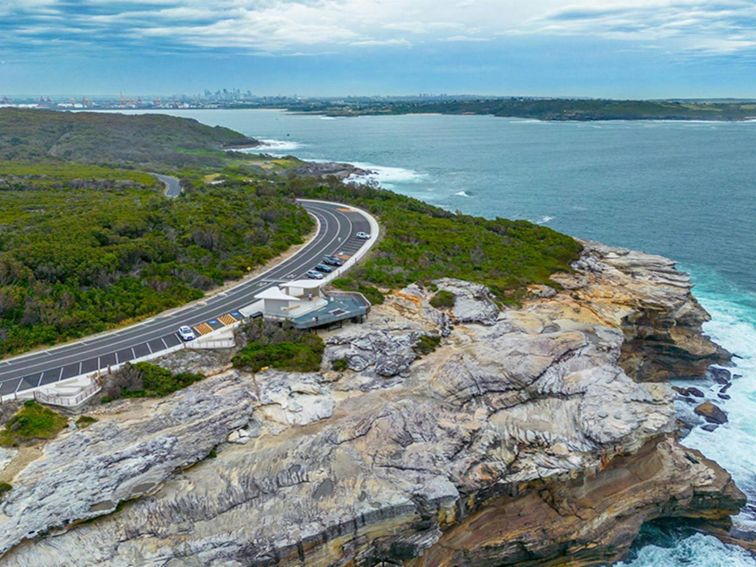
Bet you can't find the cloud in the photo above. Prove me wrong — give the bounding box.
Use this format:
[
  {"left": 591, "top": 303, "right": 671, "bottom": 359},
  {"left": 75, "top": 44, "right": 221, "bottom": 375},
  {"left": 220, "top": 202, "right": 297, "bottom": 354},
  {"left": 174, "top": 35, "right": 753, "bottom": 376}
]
[{"left": 1, "top": 0, "right": 755, "bottom": 58}]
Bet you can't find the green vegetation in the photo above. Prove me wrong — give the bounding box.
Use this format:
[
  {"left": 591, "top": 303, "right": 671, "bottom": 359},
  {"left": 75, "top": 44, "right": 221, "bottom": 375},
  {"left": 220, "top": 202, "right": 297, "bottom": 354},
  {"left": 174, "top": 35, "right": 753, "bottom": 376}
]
[
  {"left": 331, "top": 358, "right": 349, "bottom": 372},
  {"left": 0, "top": 161, "right": 312, "bottom": 356},
  {"left": 413, "top": 334, "right": 442, "bottom": 357},
  {"left": 0, "top": 482, "right": 11, "bottom": 500},
  {"left": 331, "top": 278, "right": 385, "bottom": 305},
  {"left": 0, "top": 110, "right": 583, "bottom": 363},
  {"left": 75, "top": 415, "right": 97, "bottom": 429},
  {"left": 430, "top": 290, "right": 456, "bottom": 309},
  {"left": 101, "top": 362, "right": 204, "bottom": 401},
  {"left": 233, "top": 319, "right": 325, "bottom": 373},
  {"left": 289, "top": 98, "right": 756, "bottom": 122},
  {"left": 0, "top": 401, "right": 68, "bottom": 447},
  {"left": 286, "top": 177, "right": 582, "bottom": 304},
  {"left": 0, "top": 109, "right": 258, "bottom": 168}
]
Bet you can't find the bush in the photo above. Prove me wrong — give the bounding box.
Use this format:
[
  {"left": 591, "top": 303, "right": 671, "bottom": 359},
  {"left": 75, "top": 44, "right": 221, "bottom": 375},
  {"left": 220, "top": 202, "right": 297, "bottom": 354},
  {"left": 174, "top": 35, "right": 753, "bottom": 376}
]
[
  {"left": 284, "top": 175, "right": 583, "bottom": 304},
  {"left": 233, "top": 319, "right": 324, "bottom": 373},
  {"left": 332, "top": 278, "right": 384, "bottom": 305},
  {"left": 76, "top": 415, "right": 97, "bottom": 429},
  {"left": 358, "top": 285, "right": 385, "bottom": 305},
  {"left": 0, "top": 401, "right": 68, "bottom": 447},
  {"left": 0, "top": 482, "right": 11, "bottom": 500},
  {"left": 430, "top": 290, "right": 456, "bottom": 309},
  {"left": 332, "top": 358, "right": 349, "bottom": 372},
  {"left": 102, "top": 362, "right": 204, "bottom": 401},
  {"left": 413, "top": 334, "right": 441, "bottom": 357},
  {"left": 0, "top": 160, "right": 313, "bottom": 357}
]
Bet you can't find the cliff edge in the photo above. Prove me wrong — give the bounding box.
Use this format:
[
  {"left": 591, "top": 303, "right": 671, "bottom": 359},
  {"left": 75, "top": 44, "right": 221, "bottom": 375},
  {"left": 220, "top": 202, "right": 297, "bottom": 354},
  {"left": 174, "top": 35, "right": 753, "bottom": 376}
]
[{"left": 0, "top": 243, "right": 744, "bottom": 566}]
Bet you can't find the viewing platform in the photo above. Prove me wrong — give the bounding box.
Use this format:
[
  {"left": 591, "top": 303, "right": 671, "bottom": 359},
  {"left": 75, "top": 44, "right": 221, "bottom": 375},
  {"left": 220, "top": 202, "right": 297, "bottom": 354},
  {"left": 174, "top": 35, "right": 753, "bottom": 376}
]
[{"left": 254, "top": 280, "right": 370, "bottom": 330}]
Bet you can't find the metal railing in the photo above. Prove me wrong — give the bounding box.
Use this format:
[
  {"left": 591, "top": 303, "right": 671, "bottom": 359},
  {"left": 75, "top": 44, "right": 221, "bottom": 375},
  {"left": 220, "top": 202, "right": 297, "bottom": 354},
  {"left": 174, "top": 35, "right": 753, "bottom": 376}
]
[{"left": 33, "top": 381, "right": 102, "bottom": 408}]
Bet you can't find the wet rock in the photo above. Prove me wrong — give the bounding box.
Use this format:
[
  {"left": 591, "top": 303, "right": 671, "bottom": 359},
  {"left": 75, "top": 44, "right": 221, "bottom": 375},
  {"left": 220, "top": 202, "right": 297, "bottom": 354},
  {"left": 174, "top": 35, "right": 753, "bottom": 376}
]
[
  {"left": 718, "top": 393, "right": 731, "bottom": 401},
  {"left": 695, "top": 401, "right": 729, "bottom": 425},
  {"left": 687, "top": 387, "right": 705, "bottom": 398},
  {"left": 708, "top": 367, "right": 732, "bottom": 384},
  {"left": 701, "top": 424, "right": 719, "bottom": 433}
]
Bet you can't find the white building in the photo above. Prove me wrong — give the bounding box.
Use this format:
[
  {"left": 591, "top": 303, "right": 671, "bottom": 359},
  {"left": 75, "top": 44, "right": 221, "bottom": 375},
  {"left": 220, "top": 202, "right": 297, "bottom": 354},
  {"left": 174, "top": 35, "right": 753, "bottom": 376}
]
[{"left": 254, "top": 279, "right": 327, "bottom": 320}]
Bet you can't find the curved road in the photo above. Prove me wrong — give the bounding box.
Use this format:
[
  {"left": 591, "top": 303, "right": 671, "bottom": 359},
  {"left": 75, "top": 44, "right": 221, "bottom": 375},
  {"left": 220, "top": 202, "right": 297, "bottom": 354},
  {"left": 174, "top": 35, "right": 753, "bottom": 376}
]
[
  {"left": 0, "top": 200, "right": 372, "bottom": 399},
  {"left": 151, "top": 173, "right": 182, "bottom": 198}
]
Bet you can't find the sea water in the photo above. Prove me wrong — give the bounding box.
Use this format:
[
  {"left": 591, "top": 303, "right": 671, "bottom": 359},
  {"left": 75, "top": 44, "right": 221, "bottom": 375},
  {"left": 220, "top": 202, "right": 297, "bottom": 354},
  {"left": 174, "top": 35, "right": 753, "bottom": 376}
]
[{"left": 114, "top": 109, "right": 756, "bottom": 565}]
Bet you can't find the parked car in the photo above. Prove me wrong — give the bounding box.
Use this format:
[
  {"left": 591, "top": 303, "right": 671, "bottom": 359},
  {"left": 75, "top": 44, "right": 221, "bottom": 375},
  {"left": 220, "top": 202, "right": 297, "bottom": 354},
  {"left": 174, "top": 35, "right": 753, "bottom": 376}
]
[
  {"left": 177, "top": 325, "right": 197, "bottom": 341},
  {"left": 315, "top": 263, "right": 333, "bottom": 273},
  {"left": 355, "top": 231, "right": 371, "bottom": 240},
  {"left": 305, "top": 270, "right": 325, "bottom": 279},
  {"left": 323, "top": 255, "right": 344, "bottom": 267}
]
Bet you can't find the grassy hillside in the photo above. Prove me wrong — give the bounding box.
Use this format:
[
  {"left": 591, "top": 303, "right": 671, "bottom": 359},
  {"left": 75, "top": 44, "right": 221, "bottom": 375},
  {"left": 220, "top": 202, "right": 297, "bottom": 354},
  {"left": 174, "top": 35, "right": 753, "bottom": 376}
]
[
  {"left": 0, "top": 108, "right": 258, "bottom": 168},
  {"left": 0, "top": 161, "right": 312, "bottom": 356}
]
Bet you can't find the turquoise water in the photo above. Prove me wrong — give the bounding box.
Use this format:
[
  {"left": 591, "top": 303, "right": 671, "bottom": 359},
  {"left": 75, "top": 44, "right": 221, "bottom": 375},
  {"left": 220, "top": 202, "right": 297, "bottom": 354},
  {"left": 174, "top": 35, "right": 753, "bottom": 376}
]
[{"left": 117, "top": 109, "right": 756, "bottom": 564}]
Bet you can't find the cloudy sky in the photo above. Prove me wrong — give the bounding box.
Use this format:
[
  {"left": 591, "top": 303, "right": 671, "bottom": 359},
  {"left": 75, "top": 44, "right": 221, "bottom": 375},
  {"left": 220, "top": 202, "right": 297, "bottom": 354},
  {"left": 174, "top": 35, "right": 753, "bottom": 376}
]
[{"left": 1, "top": 0, "right": 754, "bottom": 97}]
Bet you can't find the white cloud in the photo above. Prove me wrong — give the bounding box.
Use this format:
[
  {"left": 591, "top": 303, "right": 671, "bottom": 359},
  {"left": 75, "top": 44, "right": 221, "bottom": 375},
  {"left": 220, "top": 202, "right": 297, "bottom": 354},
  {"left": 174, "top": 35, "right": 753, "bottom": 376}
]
[{"left": 4, "top": 0, "right": 756, "bottom": 56}]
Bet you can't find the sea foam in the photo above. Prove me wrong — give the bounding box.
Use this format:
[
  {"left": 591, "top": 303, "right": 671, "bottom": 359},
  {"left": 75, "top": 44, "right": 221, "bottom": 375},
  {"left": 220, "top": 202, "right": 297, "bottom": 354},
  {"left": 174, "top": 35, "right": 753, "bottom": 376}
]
[{"left": 618, "top": 532, "right": 756, "bottom": 567}]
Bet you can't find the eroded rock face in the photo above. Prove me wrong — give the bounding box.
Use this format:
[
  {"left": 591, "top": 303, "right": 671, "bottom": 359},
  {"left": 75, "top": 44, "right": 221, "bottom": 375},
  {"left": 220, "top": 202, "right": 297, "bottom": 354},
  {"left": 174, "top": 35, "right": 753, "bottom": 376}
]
[
  {"left": 434, "top": 278, "right": 499, "bottom": 326},
  {"left": 548, "top": 241, "right": 730, "bottom": 381},
  {"left": 0, "top": 244, "right": 744, "bottom": 566}
]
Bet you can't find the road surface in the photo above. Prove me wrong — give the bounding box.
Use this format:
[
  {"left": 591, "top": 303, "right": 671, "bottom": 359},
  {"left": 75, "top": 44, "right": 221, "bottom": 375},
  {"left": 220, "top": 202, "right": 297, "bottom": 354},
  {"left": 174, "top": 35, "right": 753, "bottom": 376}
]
[
  {"left": 152, "top": 173, "right": 182, "bottom": 197},
  {"left": 0, "top": 200, "right": 373, "bottom": 399}
]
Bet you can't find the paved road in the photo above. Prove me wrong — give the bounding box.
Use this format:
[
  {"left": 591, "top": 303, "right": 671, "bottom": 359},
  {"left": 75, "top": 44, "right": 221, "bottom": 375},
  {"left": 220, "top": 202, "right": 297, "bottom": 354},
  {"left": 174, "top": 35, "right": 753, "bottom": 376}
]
[
  {"left": 0, "top": 200, "right": 372, "bottom": 399},
  {"left": 151, "top": 173, "right": 182, "bottom": 197}
]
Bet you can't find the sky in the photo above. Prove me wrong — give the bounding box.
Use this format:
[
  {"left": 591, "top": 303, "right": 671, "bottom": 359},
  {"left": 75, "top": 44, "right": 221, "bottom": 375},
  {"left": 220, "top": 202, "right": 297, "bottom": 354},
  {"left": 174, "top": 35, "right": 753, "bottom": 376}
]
[{"left": 0, "top": 0, "right": 754, "bottom": 98}]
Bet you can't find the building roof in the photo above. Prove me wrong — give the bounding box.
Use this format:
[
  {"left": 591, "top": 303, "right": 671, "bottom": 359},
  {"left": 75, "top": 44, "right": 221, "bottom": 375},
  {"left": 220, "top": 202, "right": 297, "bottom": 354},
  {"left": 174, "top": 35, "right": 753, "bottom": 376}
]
[
  {"left": 255, "top": 287, "right": 300, "bottom": 301},
  {"left": 283, "top": 279, "right": 325, "bottom": 290}
]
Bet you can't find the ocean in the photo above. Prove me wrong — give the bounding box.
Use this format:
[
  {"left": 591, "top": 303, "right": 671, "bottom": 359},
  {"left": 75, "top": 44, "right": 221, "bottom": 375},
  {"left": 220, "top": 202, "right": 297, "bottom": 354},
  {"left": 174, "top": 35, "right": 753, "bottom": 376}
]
[{"left": 116, "top": 109, "right": 756, "bottom": 565}]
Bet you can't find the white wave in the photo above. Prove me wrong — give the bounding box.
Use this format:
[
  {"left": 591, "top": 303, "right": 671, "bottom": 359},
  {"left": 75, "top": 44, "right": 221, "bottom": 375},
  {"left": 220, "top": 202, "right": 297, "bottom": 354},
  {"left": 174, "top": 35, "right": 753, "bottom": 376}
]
[
  {"left": 535, "top": 215, "right": 554, "bottom": 224},
  {"left": 256, "top": 138, "right": 302, "bottom": 152},
  {"left": 618, "top": 532, "right": 755, "bottom": 567},
  {"left": 674, "top": 284, "right": 756, "bottom": 535},
  {"left": 347, "top": 161, "right": 427, "bottom": 187},
  {"left": 455, "top": 190, "right": 473, "bottom": 197}
]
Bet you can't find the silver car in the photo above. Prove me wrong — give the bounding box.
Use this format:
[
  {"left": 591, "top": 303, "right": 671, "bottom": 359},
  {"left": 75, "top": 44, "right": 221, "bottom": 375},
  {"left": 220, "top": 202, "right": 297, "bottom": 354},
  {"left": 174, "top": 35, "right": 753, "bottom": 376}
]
[
  {"left": 355, "top": 231, "right": 371, "bottom": 240},
  {"left": 306, "top": 270, "right": 325, "bottom": 279},
  {"left": 177, "top": 325, "right": 197, "bottom": 341}
]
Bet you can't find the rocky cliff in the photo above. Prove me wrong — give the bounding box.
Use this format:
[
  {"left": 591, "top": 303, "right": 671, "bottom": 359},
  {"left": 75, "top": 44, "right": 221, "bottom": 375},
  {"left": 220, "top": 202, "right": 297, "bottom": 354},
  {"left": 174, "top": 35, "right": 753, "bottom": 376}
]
[{"left": 0, "top": 243, "right": 744, "bottom": 566}]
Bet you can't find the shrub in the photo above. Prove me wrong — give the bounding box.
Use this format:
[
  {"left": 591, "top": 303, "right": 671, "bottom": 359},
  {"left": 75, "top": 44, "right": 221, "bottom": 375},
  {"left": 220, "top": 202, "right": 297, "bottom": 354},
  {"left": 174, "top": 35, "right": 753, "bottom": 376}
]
[
  {"left": 0, "top": 482, "right": 11, "bottom": 500},
  {"left": 413, "top": 334, "right": 441, "bottom": 357},
  {"left": 76, "top": 415, "right": 97, "bottom": 429},
  {"left": 358, "top": 285, "right": 385, "bottom": 305},
  {"left": 284, "top": 175, "right": 583, "bottom": 305},
  {"left": 233, "top": 319, "right": 324, "bottom": 373},
  {"left": 332, "top": 358, "right": 349, "bottom": 372},
  {"left": 0, "top": 401, "right": 68, "bottom": 447},
  {"left": 430, "top": 290, "right": 456, "bottom": 309},
  {"left": 101, "top": 362, "right": 204, "bottom": 401},
  {"left": 332, "top": 278, "right": 384, "bottom": 305}
]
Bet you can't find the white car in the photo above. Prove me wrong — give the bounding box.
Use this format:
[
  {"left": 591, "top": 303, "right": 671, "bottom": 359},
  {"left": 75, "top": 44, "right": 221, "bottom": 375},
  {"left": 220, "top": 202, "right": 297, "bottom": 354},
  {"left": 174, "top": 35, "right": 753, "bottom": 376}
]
[
  {"left": 355, "top": 231, "right": 371, "bottom": 240},
  {"left": 306, "top": 269, "right": 325, "bottom": 279},
  {"left": 177, "top": 325, "right": 197, "bottom": 341}
]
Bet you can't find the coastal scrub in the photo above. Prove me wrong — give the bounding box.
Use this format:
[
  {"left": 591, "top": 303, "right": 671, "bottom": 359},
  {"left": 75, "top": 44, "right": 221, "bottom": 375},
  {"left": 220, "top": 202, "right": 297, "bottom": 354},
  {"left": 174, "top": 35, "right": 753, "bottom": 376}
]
[{"left": 0, "top": 401, "right": 68, "bottom": 447}]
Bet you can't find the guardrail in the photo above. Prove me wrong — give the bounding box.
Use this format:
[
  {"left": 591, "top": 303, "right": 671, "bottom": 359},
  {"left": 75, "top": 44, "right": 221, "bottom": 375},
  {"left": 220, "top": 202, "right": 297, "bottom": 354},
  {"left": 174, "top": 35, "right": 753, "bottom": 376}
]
[
  {"left": 0, "top": 342, "right": 186, "bottom": 405},
  {"left": 190, "top": 338, "right": 236, "bottom": 350},
  {"left": 33, "top": 381, "right": 102, "bottom": 408}
]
